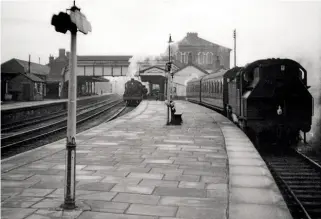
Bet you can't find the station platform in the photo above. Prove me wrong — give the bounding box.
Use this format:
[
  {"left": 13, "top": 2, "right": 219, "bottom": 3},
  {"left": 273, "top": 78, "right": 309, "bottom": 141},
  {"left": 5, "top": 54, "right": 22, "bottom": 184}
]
[
  {"left": 1, "top": 100, "right": 292, "bottom": 219},
  {"left": 1, "top": 93, "right": 113, "bottom": 111}
]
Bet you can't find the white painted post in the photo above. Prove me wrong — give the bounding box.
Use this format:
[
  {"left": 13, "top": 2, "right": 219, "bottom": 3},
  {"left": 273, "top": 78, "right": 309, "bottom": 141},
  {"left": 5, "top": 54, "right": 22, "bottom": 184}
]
[{"left": 64, "top": 29, "right": 77, "bottom": 209}]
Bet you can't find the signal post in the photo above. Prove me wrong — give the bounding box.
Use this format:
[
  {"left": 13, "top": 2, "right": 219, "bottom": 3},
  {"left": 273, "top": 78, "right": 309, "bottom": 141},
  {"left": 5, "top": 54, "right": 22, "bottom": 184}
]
[
  {"left": 51, "top": 2, "right": 91, "bottom": 209},
  {"left": 166, "top": 35, "right": 173, "bottom": 125}
]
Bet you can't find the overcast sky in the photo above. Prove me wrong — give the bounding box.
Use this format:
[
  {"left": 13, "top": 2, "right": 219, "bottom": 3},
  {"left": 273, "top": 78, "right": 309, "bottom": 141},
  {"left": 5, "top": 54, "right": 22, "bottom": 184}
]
[{"left": 1, "top": 0, "right": 321, "bottom": 84}]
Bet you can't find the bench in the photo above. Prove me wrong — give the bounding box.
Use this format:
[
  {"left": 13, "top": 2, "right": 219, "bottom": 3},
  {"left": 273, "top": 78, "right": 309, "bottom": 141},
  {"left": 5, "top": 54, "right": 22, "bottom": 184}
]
[{"left": 170, "top": 106, "right": 183, "bottom": 125}]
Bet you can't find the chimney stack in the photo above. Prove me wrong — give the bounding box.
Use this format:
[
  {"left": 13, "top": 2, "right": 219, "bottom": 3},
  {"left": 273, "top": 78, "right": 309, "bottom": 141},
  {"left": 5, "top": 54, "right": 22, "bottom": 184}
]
[
  {"left": 66, "top": 51, "right": 70, "bottom": 59},
  {"left": 49, "top": 55, "right": 54, "bottom": 65},
  {"left": 186, "top": 32, "right": 198, "bottom": 38},
  {"left": 59, "top": 48, "right": 66, "bottom": 58}
]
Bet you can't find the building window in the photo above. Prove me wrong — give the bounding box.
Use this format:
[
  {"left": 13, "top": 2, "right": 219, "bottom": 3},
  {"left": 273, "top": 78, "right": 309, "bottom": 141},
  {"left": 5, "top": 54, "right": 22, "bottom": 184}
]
[
  {"left": 199, "top": 52, "right": 205, "bottom": 64},
  {"left": 202, "top": 53, "right": 206, "bottom": 64},
  {"left": 184, "top": 53, "right": 188, "bottom": 64},
  {"left": 207, "top": 52, "right": 213, "bottom": 64},
  {"left": 181, "top": 53, "right": 185, "bottom": 63},
  {"left": 177, "top": 52, "right": 181, "bottom": 62}
]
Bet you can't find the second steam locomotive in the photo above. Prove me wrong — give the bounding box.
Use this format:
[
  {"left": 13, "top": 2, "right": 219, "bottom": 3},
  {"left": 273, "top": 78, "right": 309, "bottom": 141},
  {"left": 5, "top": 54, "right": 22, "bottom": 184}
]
[
  {"left": 123, "top": 78, "right": 147, "bottom": 106},
  {"left": 187, "top": 58, "right": 314, "bottom": 146}
]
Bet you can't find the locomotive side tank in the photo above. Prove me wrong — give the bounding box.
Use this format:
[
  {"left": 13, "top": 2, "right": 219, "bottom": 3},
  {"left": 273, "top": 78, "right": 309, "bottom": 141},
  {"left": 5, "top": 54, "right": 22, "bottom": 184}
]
[{"left": 226, "top": 59, "right": 313, "bottom": 145}]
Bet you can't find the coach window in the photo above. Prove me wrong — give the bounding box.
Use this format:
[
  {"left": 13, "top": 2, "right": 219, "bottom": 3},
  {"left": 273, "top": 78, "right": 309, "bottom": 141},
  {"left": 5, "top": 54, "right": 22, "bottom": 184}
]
[
  {"left": 217, "top": 81, "right": 219, "bottom": 93},
  {"left": 216, "top": 81, "right": 218, "bottom": 93}
]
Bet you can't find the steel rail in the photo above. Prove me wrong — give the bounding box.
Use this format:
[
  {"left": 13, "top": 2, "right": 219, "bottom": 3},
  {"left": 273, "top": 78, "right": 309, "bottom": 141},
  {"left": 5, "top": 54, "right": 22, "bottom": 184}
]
[
  {"left": 1, "top": 98, "right": 117, "bottom": 132},
  {"left": 1, "top": 100, "right": 123, "bottom": 149}
]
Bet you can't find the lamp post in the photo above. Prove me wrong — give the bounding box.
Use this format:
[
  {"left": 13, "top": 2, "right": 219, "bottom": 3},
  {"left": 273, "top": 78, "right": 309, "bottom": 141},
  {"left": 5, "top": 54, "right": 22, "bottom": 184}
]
[{"left": 166, "top": 34, "right": 173, "bottom": 125}]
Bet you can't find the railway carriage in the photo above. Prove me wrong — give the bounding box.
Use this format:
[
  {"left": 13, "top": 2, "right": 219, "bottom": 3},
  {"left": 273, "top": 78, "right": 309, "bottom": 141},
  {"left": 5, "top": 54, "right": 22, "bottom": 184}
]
[
  {"left": 200, "top": 69, "right": 227, "bottom": 111},
  {"left": 186, "top": 78, "right": 201, "bottom": 103}
]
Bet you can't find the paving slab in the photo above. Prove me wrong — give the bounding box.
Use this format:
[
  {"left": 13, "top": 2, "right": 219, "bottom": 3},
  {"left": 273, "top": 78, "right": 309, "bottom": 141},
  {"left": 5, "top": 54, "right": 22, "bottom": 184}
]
[
  {"left": 1, "top": 100, "right": 292, "bottom": 219},
  {"left": 1, "top": 208, "right": 37, "bottom": 219}
]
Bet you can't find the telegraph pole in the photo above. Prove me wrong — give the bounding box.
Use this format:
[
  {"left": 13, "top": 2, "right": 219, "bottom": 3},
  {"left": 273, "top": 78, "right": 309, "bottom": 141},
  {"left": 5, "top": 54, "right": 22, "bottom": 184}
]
[
  {"left": 28, "top": 55, "right": 31, "bottom": 73},
  {"left": 51, "top": 2, "right": 91, "bottom": 210},
  {"left": 233, "top": 29, "right": 236, "bottom": 67}
]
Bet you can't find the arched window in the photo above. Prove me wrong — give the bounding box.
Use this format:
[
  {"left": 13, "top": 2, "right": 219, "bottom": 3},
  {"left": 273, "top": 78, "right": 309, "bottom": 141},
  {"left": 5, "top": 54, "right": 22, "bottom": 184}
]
[
  {"left": 176, "top": 52, "right": 181, "bottom": 62},
  {"left": 188, "top": 52, "right": 192, "bottom": 64},
  {"left": 207, "top": 52, "right": 213, "bottom": 64},
  {"left": 184, "top": 53, "right": 188, "bottom": 63},
  {"left": 220, "top": 55, "right": 224, "bottom": 66},
  {"left": 181, "top": 53, "right": 185, "bottom": 63},
  {"left": 199, "top": 53, "right": 203, "bottom": 64},
  {"left": 202, "top": 53, "right": 206, "bottom": 64}
]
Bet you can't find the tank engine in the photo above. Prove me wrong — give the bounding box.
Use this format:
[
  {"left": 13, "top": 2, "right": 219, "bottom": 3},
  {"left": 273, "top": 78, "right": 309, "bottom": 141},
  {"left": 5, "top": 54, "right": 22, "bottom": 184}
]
[
  {"left": 186, "top": 58, "right": 314, "bottom": 147},
  {"left": 123, "top": 78, "right": 147, "bottom": 106}
]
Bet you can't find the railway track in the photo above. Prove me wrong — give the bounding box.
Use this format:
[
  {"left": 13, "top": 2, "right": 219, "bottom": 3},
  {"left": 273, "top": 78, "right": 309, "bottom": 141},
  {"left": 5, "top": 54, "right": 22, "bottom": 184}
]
[
  {"left": 1, "top": 99, "right": 128, "bottom": 157},
  {"left": 1, "top": 97, "right": 119, "bottom": 133},
  {"left": 262, "top": 150, "right": 321, "bottom": 219}
]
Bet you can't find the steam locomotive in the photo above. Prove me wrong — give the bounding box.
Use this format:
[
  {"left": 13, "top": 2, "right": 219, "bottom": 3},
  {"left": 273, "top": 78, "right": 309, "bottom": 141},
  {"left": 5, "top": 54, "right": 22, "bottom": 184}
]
[
  {"left": 123, "top": 78, "right": 147, "bottom": 106},
  {"left": 187, "top": 58, "right": 314, "bottom": 146}
]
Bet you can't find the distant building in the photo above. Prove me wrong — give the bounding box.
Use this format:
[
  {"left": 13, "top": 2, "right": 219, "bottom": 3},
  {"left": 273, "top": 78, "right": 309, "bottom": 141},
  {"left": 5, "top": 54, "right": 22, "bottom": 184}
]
[
  {"left": 171, "top": 64, "right": 209, "bottom": 99},
  {"left": 46, "top": 49, "right": 69, "bottom": 98},
  {"left": 1, "top": 58, "right": 49, "bottom": 101},
  {"left": 167, "top": 32, "right": 231, "bottom": 72}
]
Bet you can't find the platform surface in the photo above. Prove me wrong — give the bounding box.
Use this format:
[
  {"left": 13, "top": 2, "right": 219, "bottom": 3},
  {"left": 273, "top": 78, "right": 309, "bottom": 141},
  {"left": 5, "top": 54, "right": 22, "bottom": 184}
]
[
  {"left": 1, "top": 93, "right": 112, "bottom": 111},
  {"left": 1, "top": 100, "right": 292, "bottom": 219}
]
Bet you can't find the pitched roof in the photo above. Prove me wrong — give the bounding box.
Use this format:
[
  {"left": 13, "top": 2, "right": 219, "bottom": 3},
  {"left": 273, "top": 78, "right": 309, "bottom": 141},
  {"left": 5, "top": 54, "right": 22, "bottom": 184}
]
[
  {"left": 177, "top": 33, "right": 231, "bottom": 51},
  {"left": 48, "top": 59, "right": 68, "bottom": 77},
  {"left": 21, "top": 73, "right": 44, "bottom": 82},
  {"left": 14, "top": 59, "right": 50, "bottom": 75},
  {"left": 46, "top": 74, "right": 62, "bottom": 83},
  {"left": 172, "top": 63, "right": 209, "bottom": 76},
  {"left": 78, "top": 56, "right": 132, "bottom": 61},
  {"left": 139, "top": 66, "right": 165, "bottom": 73}
]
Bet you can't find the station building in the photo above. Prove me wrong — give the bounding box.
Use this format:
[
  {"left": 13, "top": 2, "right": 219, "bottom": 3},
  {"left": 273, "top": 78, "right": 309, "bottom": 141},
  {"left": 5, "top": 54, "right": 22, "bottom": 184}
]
[
  {"left": 170, "top": 32, "right": 231, "bottom": 73},
  {"left": 1, "top": 58, "right": 49, "bottom": 101}
]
